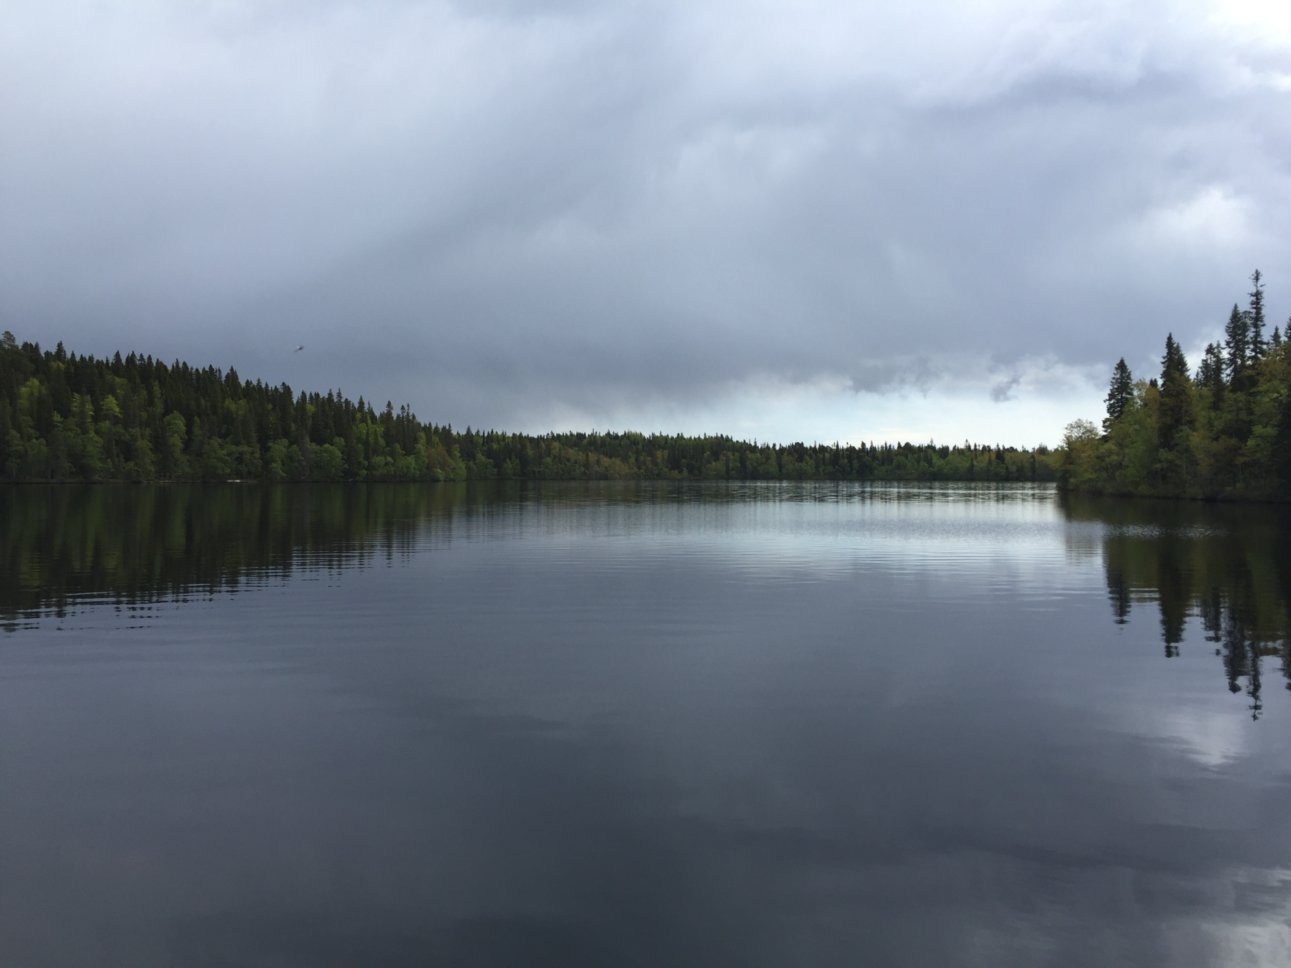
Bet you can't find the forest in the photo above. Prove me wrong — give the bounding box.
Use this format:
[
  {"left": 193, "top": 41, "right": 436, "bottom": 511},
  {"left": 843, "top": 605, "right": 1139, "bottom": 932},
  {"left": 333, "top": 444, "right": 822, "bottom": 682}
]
[
  {"left": 0, "top": 331, "right": 1054, "bottom": 484},
  {"left": 1061, "top": 270, "right": 1291, "bottom": 501}
]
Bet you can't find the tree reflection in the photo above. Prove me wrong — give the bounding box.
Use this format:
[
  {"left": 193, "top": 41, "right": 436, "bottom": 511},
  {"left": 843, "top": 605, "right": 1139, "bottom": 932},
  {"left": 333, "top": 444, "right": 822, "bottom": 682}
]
[
  {"left": 1063, "top": 494, "right": 1291, "bottom": 718},
  {"left": 8, "top": 484, "right": 1290, "bottom": 719},
  {"left": 0, "top": 483, "right": 513, "bottom": 626},
  {"left": 0, "top": 480, "right": 756, "bottom": 627}
]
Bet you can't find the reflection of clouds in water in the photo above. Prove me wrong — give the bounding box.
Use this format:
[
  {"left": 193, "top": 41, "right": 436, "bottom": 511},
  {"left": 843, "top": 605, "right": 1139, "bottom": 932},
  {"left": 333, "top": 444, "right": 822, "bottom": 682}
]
[
  {"left": 185, "top": 542, "right": 1290, "bottom": 966},
  {"left": 1150, "top": 707, "right": 1251, "bottom": 769},
  {"left": 7, "top": 483, "right": 1291, "bottom": 966},
  {"left": 1205, "top": 869, "right": 1291, "bottom": 968},
  {"left": 515, "top": 489, "right": 1091, "bottom": 598}
]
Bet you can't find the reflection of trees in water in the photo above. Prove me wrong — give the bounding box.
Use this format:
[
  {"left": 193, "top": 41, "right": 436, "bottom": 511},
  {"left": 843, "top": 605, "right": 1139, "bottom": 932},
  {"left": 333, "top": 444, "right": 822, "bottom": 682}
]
[
  {"left": 10, "top": 484, "right": 1290, "bottom": 716},
  {"left": 0, "top": 480, "right": 748, "bottom": 626},
  {"left": 0, "top": 483, "right": 509, "bottom": 624},
  {"left": 1065, "top": 494, "right": 1291, "bottom": 719}
]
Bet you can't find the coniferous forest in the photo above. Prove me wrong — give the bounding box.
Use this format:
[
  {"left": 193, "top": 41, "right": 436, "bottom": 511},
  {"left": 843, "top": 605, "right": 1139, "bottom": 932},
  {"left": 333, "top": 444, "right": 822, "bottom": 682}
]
[
  {"left": 7, "top": 268, "right": 1287, "bottom": 496},
  {"left": 0, "top": 331, "right": 1053, "bottom": 484},
  {"left": 1061, "top": 270, "right": 1291, "bottom": 501}
]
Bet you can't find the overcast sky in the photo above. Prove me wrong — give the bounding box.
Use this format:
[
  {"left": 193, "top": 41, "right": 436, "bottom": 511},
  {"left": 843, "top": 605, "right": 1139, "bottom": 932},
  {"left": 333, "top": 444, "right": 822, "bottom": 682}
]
[{"left": 3, "top": 0, "right": 1289, "bottom": 446}]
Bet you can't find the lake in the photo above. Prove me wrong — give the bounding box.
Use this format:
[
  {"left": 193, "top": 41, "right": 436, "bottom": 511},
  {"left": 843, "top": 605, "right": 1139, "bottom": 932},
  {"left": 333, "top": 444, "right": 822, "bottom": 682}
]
[{"left": 2, "top": 482, "right": 1290, "bottom": 967}]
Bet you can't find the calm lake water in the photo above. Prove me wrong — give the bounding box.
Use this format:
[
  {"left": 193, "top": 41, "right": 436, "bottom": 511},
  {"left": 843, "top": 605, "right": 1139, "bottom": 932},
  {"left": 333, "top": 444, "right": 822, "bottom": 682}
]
[{"left": 3, "top": 482, "right": 1290, "bottom": 967}]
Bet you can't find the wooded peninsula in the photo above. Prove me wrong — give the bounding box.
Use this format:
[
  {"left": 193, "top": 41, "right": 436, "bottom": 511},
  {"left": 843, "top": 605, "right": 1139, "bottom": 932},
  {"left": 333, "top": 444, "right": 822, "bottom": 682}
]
[{"left": 1062, "top": 269, "right": 1291, "bottom": 502}]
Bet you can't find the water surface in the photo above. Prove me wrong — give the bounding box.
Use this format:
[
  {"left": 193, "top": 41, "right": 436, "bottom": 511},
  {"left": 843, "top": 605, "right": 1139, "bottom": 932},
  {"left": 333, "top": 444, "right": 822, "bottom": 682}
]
[{"left": 2, "top": 482, "right": 1290, "bottom": 967}]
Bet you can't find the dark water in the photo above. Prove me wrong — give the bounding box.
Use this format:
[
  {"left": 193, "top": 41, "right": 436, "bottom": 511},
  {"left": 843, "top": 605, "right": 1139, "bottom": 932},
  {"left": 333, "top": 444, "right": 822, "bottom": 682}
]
[{"left": 3, "top": 482, "right": 1290, "bottom": 968}]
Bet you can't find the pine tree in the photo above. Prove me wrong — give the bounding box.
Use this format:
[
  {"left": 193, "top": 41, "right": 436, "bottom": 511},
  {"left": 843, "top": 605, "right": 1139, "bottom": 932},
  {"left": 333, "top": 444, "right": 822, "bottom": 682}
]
[{"left": 1103, "top": 358, "right": 1134, "bottom": 432}]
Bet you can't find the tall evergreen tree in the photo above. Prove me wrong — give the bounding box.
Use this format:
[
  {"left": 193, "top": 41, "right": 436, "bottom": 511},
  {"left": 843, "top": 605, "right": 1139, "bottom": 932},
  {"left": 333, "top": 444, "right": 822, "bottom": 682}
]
[
  {"left": 1196, "top": 342, "right": 1225, "bottom": 408},
  {"left": 1196, "top": 342, "right": 1220, "bottom": 385},
  {"left": 1162, "top": 333, "right": 1189, "bottom": 380},
  {"left": 1103, "top": 358, "right": 1134, "bottom": 432},
  {"left": 1158, "top": 333, "right": 1192, "bottom": 449},
  {"left": 1248, "top": 268, "right": 1266, "bottom": 360},
  {"left": 1224, "top": 303, "right": 1250, "bottom": 387}
]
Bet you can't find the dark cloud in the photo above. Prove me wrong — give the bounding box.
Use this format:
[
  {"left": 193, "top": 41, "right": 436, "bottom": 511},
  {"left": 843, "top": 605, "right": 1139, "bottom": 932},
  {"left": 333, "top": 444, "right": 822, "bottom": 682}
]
[
  {"left": 2, "top": 0, "right": 1288, "bottom": 441},
  {"left": 991, "top": 375, "right": 1022, "bottom": 403}
]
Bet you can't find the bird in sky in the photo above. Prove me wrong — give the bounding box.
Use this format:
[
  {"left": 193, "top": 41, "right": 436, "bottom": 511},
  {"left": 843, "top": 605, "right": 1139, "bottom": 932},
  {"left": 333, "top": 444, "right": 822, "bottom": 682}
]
[{"left": 294, "top": 345, "right": 305, "bottom": 352}]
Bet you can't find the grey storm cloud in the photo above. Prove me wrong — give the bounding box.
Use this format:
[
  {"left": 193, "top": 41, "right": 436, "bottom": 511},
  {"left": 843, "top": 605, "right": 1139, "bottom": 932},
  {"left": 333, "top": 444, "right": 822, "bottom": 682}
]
[
  {"left": 2, "top": 0, "right": 1289, "bottom": 437},
  {"left": 990, "top": 375, "right": 1023, "bottom": 404}
]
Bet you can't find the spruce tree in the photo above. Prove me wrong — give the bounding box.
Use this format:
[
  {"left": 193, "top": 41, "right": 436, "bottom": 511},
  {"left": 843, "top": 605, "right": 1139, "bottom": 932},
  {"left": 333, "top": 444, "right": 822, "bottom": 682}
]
[
  {"left": 1103, "top": 358, "right": 1134, "bottom": 432},
  {"left": 1196, "top": 342, "right": 1225, "bottom": 408},
  {"left": 1248, "top": 268, "right": 1266, "bottom": 360},
  {"left": 1158, "top": 333, "right": 1192, "bottom": 450},
  {"left": 1224, "top": 303, "right": 1250, "bottom": 386}
]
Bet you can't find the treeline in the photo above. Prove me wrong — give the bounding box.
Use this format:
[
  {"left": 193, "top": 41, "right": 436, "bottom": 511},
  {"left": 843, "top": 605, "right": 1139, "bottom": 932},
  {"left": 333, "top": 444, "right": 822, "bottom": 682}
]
[
  {"left": 0, "top": 333, "right": 1057, "bottom": 483},
  {"left": 1062, "top": 269, "right": 1291, "bottom": 501}
]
